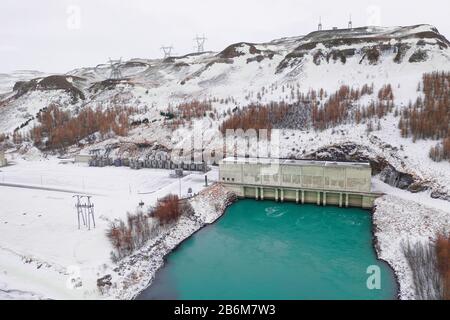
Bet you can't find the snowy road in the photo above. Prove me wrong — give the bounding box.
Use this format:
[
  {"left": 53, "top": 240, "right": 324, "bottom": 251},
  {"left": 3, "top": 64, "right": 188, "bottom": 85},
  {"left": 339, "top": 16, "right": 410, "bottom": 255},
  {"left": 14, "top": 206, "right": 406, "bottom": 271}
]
[
  {"left": 0, "top": 159, "right": 218, "bottom": 299},
  {"left": 0, "top": 182, "right": 96, "bottom": 195}
]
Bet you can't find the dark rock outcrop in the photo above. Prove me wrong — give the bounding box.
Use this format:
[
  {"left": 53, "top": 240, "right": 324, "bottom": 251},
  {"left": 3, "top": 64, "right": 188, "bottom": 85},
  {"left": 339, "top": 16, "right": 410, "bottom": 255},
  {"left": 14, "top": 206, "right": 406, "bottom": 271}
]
[
  {"left": 409, "top": 49, "right": 428, "bottom": 62},
  {"left": 430, "top": 190, "right": 450, "bottom": 201},
  {"left": 97, "top": 274, "right": 112, "bottom": 290},
  {"left": 276, "top": 24, "right": 449, "bottom": 73},
  {"left": 13, "top": 75, "right": 85, "bottom": 102},
  {"left": 379, "top": 165, "right": 416, "bottom": 190}
]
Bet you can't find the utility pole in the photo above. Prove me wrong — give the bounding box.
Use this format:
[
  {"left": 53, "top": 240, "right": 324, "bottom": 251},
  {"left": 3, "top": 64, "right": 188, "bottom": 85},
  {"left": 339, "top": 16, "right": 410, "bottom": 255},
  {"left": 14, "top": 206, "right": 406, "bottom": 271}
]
[
  {"left": 73, "top": 195, "right": 85, "bottom": 230},
  {"left": 73, "top": 195, "right": 96, "bottom": 230},
  {"left": 85, "top": 196, "right": 95, "bottom": 230},
  {"left": 348, "top": 14, "right": 353, "bottom": 29}
]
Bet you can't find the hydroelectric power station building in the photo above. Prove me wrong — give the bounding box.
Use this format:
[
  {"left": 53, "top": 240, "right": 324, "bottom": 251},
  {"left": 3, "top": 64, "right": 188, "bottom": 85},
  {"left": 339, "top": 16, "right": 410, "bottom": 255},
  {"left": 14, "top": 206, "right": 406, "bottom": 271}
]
[{"left": 219, "top": 157, "right": 381, "bottom": 209}]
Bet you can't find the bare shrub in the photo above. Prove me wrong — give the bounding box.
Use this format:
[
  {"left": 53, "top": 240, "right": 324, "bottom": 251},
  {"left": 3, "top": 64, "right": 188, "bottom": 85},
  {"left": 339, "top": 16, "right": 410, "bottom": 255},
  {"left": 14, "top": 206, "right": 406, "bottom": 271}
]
[
  {"left": 400, "top": 72, "right": 450, "bottom": 141},
  {"left": 429, "top": 137, "right": 450, "bottom": 162},
  {"left": 219, "top": 102, "right": 289, "bottom": 137},
  {"left": 106, "top": 210, "right": 154, "bottom": 262},
  {"left": 177, "top": 100, "right": 212, "bottom": 120},
  {"left": 153, "top": 194, "right": 182, "bottom": 225},
  {"left": 106, "top": 196, "right": 194, "bottom": 262},
  {"left": 30, "top": 104, "right": 133, "bottom": 151},
  {"left": 436, "top": 233, "right": 450, "bottom": 300},
  {"left": 312, "top": 85, "right": 391, "bottom": 130},
  {"left": 401, "top": 239, "right": 444, "bottom": 300},
  {"left": 0, "top": 133, "right": 7, "bottom": 143},
  {"left": 378, "top": 84, "right": 394, "bottom": 101}
]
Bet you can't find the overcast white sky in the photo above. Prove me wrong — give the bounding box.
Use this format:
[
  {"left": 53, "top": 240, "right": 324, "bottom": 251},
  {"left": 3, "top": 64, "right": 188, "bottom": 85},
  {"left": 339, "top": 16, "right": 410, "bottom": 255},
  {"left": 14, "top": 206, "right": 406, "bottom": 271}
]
[{"left": 0, "top": 0, "right": 449, "bottom": 73}]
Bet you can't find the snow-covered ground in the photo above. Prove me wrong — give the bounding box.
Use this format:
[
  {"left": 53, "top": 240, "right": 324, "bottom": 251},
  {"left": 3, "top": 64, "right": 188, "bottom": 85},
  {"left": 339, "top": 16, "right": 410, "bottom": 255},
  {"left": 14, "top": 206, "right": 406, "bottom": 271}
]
[
  {"left": 104, "top": 184, "right": 236, "bottom": 299},
  {"left": 0, "top": 158, "right": 217, "bottom": 299},
  {"left": 0, "top": 70, "right": 47, "bottom": 95},
  {"left": 0, "top": 24, "right": 449, "bottom": 300},
  {"left": 1, "top": 25, "right": 449, "bottom": 136},
  {"left": 0, "top": 157, "right": 449, "bottom": 300},
  {"left": 373, "top": 189, "right": 450, "bottom": 300}
]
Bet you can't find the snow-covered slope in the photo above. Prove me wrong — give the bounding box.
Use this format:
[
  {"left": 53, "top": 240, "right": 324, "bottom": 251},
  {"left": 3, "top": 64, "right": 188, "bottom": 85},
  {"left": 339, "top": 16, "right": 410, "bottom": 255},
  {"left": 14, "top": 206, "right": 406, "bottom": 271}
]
[
  {"left": 1, "top": 24, "right": 449, "bottom": 134},
  {"left": 0, "top": 24, "right": 449, "bottom": 300},
  {"left": 0, "top": 70, "right": 47, "bottom": 95}
]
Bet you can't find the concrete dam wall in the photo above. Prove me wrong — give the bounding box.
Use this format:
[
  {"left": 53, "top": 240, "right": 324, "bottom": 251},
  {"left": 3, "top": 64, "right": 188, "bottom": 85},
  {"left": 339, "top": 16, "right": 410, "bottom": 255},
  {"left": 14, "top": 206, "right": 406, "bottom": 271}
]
[{"left": 219, "top": 157, "right": 381, "bottom": 209}]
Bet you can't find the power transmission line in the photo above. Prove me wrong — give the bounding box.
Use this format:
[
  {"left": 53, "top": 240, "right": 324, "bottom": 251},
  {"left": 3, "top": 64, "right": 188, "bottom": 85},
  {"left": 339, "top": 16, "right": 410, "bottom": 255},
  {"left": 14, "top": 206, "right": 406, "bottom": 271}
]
[
  {"left": 160, "top": 46, "right": 174, "bottom": 59},
  {"left": 108, "top": 58, "right": 123, "bottom": 80},
  {"left": 194, "top": 34, "right": 207, "bottom": 53}
]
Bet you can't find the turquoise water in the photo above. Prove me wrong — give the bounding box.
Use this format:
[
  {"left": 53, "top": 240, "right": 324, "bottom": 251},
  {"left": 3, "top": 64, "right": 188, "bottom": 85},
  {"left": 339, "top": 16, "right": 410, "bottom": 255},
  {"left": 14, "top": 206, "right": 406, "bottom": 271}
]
[{"left": 138, "top": 200, "right": 398, "bottom": 300}]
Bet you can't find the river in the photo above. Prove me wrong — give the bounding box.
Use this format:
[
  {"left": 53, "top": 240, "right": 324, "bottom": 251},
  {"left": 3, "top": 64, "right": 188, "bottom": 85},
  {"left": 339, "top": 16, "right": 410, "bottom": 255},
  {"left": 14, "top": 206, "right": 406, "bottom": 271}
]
[{"left": 138, "top": 199, "right": 398, "bottom": 300}]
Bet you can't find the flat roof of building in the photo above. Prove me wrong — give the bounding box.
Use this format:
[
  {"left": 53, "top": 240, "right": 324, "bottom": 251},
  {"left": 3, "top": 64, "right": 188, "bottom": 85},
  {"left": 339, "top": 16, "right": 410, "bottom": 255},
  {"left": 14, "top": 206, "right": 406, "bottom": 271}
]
[{"left": 220, "top": 157, "right": 371, "bottom": 168}]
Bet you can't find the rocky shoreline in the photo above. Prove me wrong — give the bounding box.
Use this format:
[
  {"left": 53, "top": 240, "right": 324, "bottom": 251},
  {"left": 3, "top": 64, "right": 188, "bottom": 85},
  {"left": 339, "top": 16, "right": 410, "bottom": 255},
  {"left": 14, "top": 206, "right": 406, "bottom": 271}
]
[
  {"left": 99, "top": 181, "right": 448, "bottom": 300},
  {"left": 370, "top": 205, "right": 402, "bottom": 300},
  {"left": 100, "top": 183, "right": 236, "bottom": 300},
  {"left": 372, "top": 194, "right": 450, "bottom": 300}
]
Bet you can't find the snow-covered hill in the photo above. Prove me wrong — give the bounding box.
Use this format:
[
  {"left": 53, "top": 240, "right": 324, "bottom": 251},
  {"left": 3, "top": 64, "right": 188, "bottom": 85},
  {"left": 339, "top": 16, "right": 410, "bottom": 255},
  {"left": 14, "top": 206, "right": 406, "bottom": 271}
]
[
  {"left": 0, "top": 70, "right": 47, "bottom": 95},
  {"left": 1, "top": 24, "right": 449, "bottom": 134},
  {"left": 0, "top": 24, "right": 449, "bottom": 300},
  {"left": 1, "top": 24, "right": 449, "bottom": 197}
]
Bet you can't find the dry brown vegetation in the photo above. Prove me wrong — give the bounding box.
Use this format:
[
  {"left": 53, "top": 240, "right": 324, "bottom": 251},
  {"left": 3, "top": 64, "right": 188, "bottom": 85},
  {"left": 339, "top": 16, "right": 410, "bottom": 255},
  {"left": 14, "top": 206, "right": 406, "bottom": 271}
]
[
  {"left": 29, "top": 104, "right": 133, "bottom": 150},
  {"left": 163, "top": 100, "right": 215, "bottom": 129},
  {"left": 436, "top": 233, "right": 450, "bottom": 300},
  {"left": 219, "top": 102, "right": 289, "bottom": 137},
  {"left": 378, "top": 84, "right": 394, "bottom": 101},
  {"left": 106, "top": 195, "right": 192, "bottom": 262},
  {"left": 398, "top": 72, "right": 450, "bottom": 161},
  {"left": 218, "top": 84, "right": 393, "bottom": 135},
  {"left": 106, "top": 211, "right": 153, "bottom": 262},
  {"left": 312, "top": 84, "right": 393, "bottom": 130},
  {"left": 400, "top": 72, "right": 449, "bottom": 140},
  {"left": 402, "top": 232, "right": 450, "bottom": 300},
  {"left": 152, "top": 194, "right": 183, "bottom": 225},
  {"left": 12, "top": 131, "right": 24, "bottom": 144},
  {"left": 429, "top": 137, "right": 450, "bottom": 162},
  {"left": 177, "top": 100, "right": 212, "bottom": 120}
]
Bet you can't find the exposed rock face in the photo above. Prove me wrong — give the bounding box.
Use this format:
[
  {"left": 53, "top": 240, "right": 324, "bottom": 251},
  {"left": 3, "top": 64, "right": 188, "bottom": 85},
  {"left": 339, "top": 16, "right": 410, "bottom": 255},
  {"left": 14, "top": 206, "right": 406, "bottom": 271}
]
[
  {"left": 379, "top": 165, "right": 415, "bottom": 190},
  {"left": 178, "top": 42, "right": 277, "bottom": 83},
  {"left": 430, "top": 190, "right": 450, "bottom": 201},
  {"left": 97, "top": 274, "right": 112, "bottom": 293},
  {"left": 409, "top": 49, "right": 428, "bottom": 62},
  {"left": 218, "top": 42, "right": 261, "bottom": 59},
  {"left": 87, "top": 78, "right": 135, "bottom": 93},
  {"left": 306, "top": 143, "right": 378, "bottom": 170},
  {"left": 13, "top": 75, "right": 85, "bottom": 102}
]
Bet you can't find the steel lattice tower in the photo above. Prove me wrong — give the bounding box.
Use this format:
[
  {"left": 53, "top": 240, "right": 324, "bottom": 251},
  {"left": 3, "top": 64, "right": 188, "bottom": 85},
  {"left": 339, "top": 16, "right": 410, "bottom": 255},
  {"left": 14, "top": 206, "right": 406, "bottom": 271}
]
[
  {"left": 194, "top": 34, "right": 207, "bottom": 53},
  {"left": 108, "top": 58, "right": 123, "bottom": 80},
  {"left": 161, "top": 46, "right": 174, "bottom": 59}
]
